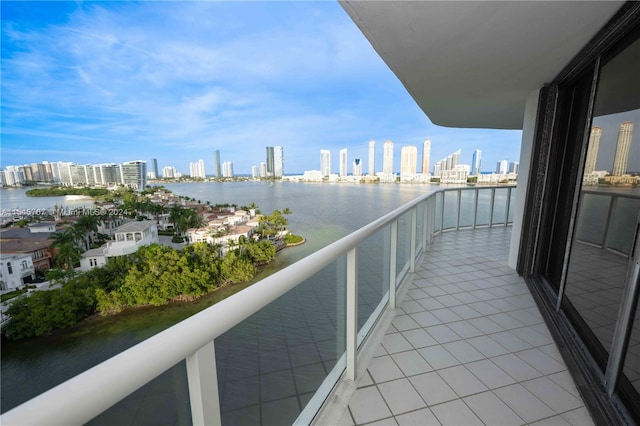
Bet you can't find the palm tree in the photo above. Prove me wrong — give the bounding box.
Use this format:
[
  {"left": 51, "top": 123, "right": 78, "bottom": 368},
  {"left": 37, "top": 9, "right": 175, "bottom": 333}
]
[
  {"left": 51, "top": 229, "right": 81, "bottom": 269},
  {"left": 75, "top": 215, "right": 100, "bottom": 250},
  {"left": 169, "top": 204, "right": 185, "bottom": 236}
]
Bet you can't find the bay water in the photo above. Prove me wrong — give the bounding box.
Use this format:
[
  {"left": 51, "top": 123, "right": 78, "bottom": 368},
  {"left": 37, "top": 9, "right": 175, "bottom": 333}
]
[{"left": 0, "top": 181, "right": 437, "bottom": 414}]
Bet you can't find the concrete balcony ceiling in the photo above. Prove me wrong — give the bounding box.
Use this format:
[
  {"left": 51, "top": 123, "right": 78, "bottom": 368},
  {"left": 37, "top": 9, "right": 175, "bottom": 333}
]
[{"left": 340, "top": 1, "right": 624, "bottom": 129}]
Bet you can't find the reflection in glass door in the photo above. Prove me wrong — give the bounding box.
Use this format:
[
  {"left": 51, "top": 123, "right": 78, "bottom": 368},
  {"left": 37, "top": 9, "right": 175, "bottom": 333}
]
[{"left": 562, "top": 35, "right": 640, "bottom": 407}]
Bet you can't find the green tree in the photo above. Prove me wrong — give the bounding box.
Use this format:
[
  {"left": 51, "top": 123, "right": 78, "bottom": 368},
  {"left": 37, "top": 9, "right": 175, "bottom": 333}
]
[
  {"left": 74, "top": 214, "right": 101, "bottom": 250},
  {"left": 245, "top": 240, "right": 277, "bottom": 265},
  {"left": 52, "top": 230, "right": 82, "bottom": 269}
]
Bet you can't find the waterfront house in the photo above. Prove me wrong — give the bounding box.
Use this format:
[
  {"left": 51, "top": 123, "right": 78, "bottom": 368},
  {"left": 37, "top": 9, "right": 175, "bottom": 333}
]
[
  {"left": 0, "top": 253, "right": 35, "bottom": 291},
  {"left": 0, "top": 226, "right": 55, "bottom": 270},
  {"left": 79, "top": 220, "right": 158, "bottom": 272}
]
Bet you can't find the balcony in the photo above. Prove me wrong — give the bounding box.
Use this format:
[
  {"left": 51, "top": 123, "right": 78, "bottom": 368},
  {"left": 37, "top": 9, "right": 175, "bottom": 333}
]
[
  {"left": 1, "top": 186, "right": 594, "bottom": 425},
  {"left": 321, "top": 226, "right": 593, "bottom": 425}
]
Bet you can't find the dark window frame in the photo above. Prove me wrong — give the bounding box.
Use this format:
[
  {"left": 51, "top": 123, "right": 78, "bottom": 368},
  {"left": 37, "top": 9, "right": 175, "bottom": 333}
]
[{"left": 518, "top": 3, "right": 640, "bottom": 424}]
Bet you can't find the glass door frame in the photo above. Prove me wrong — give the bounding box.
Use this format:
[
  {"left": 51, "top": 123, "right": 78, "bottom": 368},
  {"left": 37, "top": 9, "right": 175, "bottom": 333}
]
[{"left": 518, "top": 3, "right": 640, "bottom": 423}]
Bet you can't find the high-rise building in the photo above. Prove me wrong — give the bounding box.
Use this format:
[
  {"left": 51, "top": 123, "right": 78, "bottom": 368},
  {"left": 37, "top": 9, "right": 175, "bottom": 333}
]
[
  {"left": 320, "top": 149, "right": 331, "bottom": 176},
  {"left": 340, "top": 148, "right": 348, "bottom": 176},
  {"left": 353, "top": 159, "right": 362, "bottom": 176},
  {"left": 0, "top": 168, "right": 24, "bottom": 186},
  {"left": 400, "top": 146, "right": 418, "bottom": 177},
  {"left": 383, "top": 140, "right": 394, "bottom": 174},
  {"left": 30, "top": 163, "right": 48, "bottom": 182},
  {"left": 273, "top": 146, "right": 284, "bottom": 177},
  {"left": 267, "top": 146, "right": 284, "bottom": 177},
  {"left": 508, "top": 161, "right": 519, "bottom": 174},
  {"left": 259, "top": 162, "right": 267, "bottom": 178},
  {"left": 251, "top": 166, "right": 259, "bottom": 178},
  {"left": 452, "top": 149, "right": 460, "bottom": 169},
  {"left": 189, "top": 159, "right": 206, "bottom": 178},
  {"left": 433, "top": 149, "right": 461, "bottom": 177},
  {"left": 19, "top": 165, "right": 33, "bottom": 182},
  {"left": 584, "top": 127, "right": 602, "bottom": 175},
  {"left": 496, "top": 160, "right": 508, "bottom": 174},
  {"left": 471, "top": 149, "right": 482, "bottom": 175},
  {"left": 612, "top": 121, "right": 633, "bottom": 176},
  {"left": 162, "top": 166, "right": 177, "bottom": 178},
  {"left": 150, "top": 158, "right": 159, "bottom": 180},
  {"left": 92, "top": 163, "right": 121, "bottom": 185},
  {"left": 368, "top": 140, "right": 375, "bottom": 175},
  {"left": 422, "top": 139, "right": 431, "bottom": 174},
  {"left": 222, "top": 161, "right": 234, "bottom": 178},
  {"left": 49, "top": 162, "right": 62, "bottom": 182},
  {"left": 213, "top": 150, "right": 221, "bottom": 178},
  {"left": 120, "top": 160, "right": 147, "bottom": 191},
  {"left": 433, "top": 161, "right": 442, "bottom": 177}
]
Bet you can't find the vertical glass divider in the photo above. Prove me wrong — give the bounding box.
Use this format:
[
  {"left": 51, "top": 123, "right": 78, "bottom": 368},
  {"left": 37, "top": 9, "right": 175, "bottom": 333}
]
[
  {"left": 186, "top": 341, "right": 221, "bottom": 426},
  {"left": 505, "top": 187, "right": 512, "bottom": 226},
  {"left": 489, "top": 188, "right": 496, "bottom": 228},
  {"left": 346, "top": 247, "right": 358, "bottom": 381},
  {"left": 389, "top": 220, "right": 398, "bottom": 308},
  {"left": 473, "top": 188, "right": 479, "bottom": 229},
  {"left": 440, "top": 192, "right": 446, "bottom": 231},
  {"left": 410, "top": 208, "right": 417, "bottom": 272},
  {"left": 423, "top": 199, "right": 429, "bottom": 249},
  {"left": 456, "top": 189, "right": 462, "bottom": 230},
  {"left": 602, "top": 195, "right": 618, "bottom": 250}
]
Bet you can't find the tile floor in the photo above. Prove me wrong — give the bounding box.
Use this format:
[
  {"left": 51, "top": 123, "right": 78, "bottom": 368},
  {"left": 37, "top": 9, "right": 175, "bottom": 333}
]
[{"left": 337, "top": 227, "right": 595, "bottom": 426}]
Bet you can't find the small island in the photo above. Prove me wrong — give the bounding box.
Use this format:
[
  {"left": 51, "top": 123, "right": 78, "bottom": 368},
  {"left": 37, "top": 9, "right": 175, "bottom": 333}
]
[
  {"left": 1, "top": 186, "right": 304, "bottom": 341},
  {"left": 26, "top": 186, "right": 110, "bottom": 197}
]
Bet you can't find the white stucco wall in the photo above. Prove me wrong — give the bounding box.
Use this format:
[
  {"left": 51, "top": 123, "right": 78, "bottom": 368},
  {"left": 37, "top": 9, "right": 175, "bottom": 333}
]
[{"left": 509, "top": 88, "right": 541, "bottom": 270}]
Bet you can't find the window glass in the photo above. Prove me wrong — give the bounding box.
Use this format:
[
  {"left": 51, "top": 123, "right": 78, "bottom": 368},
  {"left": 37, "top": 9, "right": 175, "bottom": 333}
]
[{"left": 563, "top": 36, "right": 640, "bottom": 368}]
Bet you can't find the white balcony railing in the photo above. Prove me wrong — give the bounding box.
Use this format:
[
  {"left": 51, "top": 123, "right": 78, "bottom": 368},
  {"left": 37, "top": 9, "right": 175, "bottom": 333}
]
[
  {"left": 1, "top": 186, "right": 515, "bottom": 426},
  {"left": 574, "top": 190, "right": 640, "bottom": 257}
]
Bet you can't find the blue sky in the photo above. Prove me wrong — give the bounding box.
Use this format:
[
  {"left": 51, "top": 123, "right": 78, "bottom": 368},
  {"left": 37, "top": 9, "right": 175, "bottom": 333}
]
[{"left": 1, "top": 1, "right": 523, "bottom": 175}]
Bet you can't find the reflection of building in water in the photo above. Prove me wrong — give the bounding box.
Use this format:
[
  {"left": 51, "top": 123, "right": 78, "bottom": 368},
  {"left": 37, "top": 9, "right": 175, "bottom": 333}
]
[
  {"left": 612, "top": 121, "right": 633, "bottom": 176},
  {"left": 584, "top": 126, "right": 602, "bottom": 174}
]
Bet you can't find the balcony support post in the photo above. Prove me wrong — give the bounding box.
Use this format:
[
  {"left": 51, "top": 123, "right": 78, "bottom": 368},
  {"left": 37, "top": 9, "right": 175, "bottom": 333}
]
[
  {"left": 389, "top": 220, "right": 398, "bottom": 309},
  {"left": 489, "top": 188, "right": 496, "bottom": 227},
  {"left": 505, "top": 187, "right": 512, "bottom": 226},
  {"left": 456, "top": 189, "right": 462, "bottom": 230},
  {"left": 602, "top": 195, "right": 617, "bottom": 250},
  {"left": 423, "top": 199, "right": 429, "bottom": 249},
  {"left": 410, "top": 209, "right": 417, "bottom": 273},
  {"left": 440, "top": 193, "right": 445, "bottom": 231},
  {"left": 473, "top": 188, "right": 479, "bottom": 229},
  {"left": 186, "top": 341, "right": 221, "bottom": 426},
  {"left": 346, "top": 247, "right": 358, "bottom": 381}
]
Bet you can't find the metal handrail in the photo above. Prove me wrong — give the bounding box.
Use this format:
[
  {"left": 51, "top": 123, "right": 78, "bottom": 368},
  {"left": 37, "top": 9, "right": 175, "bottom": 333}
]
[{"left": 1, "top": 185, "right": 515, "bottom": 426}]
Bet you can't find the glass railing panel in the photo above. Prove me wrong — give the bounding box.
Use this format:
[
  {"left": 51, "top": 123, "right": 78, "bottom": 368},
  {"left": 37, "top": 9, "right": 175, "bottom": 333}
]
[
  {"left": 442, "top": 190, "right": 459, "bottom": 230},
  {"left": 396, "top": 211, "right": 412, "bottom": 285},
  {"left": 574, "top": 193, "right": 610, "bottom": 246},
  {"left": 606, "top": 197, "right": 640, "bottom": 255},
  {"left": 215, "top": 259, "right": 347, "bottom": 425},
  {"left": 508, "top": 188, "right": 516, "bottom": 223},
  {"left": 458, "top": 190, "right": 475, "bottom": 228},
  {"left": 492, "top": 188, "right": 508, "bottom": 225},
  {"left": 434, "top": 192, "right": 442, "bottom": 232},
  {"left": 357, "top": 225, "right": 390, "bottom": 331},
  {"left": 475, "top": 189, "right": 491, "bottom": 226},
  {"left": 621, "top": 293, "right": 640, "bottom": 414},
  {"left": 88, "top": 361, "right": 191, "bottom": 425}
]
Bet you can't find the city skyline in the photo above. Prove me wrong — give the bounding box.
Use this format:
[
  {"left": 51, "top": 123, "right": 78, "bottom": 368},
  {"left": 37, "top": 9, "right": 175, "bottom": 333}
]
[{"left": 1, "top": 1, "right": 524, "bottom": 175}]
